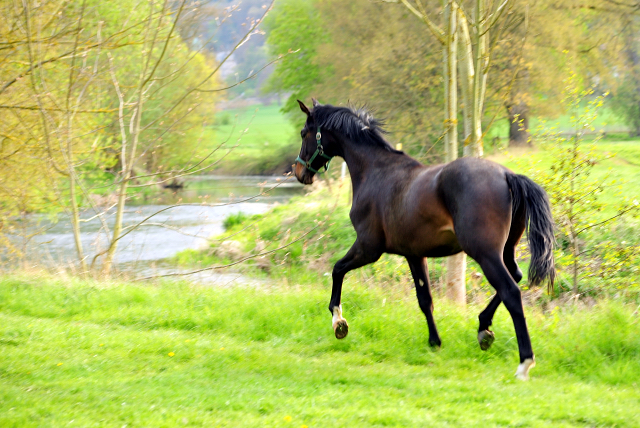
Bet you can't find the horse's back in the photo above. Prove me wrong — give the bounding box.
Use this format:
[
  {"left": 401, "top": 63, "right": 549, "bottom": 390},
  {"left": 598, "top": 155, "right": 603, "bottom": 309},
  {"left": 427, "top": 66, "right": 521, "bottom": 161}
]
[
  {"left": 438, "top": 157, "right": 510, "bottom": 190},
  {"left": 403, "top": 157, "right": 510, "bottom": 216}
]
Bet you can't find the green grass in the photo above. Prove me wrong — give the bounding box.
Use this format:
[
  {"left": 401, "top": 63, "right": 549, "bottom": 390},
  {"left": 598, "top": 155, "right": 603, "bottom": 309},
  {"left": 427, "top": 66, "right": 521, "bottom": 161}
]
[
  {"left": 212, "top": 104, "right": 298, "bottom": 175},
  {"left": 1, "top": 275, "right": 639, "bottom": 426}
]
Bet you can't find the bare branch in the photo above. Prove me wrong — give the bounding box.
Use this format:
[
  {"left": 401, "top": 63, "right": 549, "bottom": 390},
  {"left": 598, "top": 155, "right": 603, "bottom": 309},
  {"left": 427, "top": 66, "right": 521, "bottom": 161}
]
[
  {"left": 196, "top": 53, "right": 294, "bottom": 93},
  {"left": 142, "top": 0, "right": 276, "bottom": 130},
  {"left": 484, "top": 0, "right": 511, "bottom": 33},
  {"left": 142, "top": 0, "right": 187, "bottom": 87},
  {"left": 382, "top": 0, "right": 445, "bottom": 43},
  {"left": 0, "top": 9, "right": 162, "bottom": 95},
  {"left": 0, "top": 105, "right": 117, "bottom": 113},
  {"left": 575, "top": 204, "right": 639, "bottom": 236},
  {"left": 120, "top": 222, "right": 211, "bottom": 239}
]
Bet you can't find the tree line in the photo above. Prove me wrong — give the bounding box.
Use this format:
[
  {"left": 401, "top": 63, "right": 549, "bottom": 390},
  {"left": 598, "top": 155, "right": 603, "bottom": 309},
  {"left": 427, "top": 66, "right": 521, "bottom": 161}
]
[{"left": 266, "top": 0, "right": 640, "bottom": 154}]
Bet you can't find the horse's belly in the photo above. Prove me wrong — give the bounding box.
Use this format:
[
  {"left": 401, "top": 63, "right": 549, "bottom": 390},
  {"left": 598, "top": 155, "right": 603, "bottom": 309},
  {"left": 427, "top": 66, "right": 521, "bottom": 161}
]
[
  {"left": 382, "top": 189, "right": 459, "bottom": 258},
  {"left": 422, "top": 243, "right": 464, "bottom": 258},
  {"left": 386, "top": 226, "right": 462, "bottom": 258}
]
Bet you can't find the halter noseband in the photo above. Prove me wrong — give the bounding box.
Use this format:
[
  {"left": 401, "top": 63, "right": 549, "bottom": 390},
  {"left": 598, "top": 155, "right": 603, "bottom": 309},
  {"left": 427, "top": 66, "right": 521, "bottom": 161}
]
[{"left": 295, "top": 126, "right": 333, "bottom": 174}]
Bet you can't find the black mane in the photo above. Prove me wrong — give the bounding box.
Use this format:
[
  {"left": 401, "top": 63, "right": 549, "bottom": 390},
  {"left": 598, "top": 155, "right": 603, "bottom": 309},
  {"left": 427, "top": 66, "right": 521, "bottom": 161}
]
[{"left": 311, "top": 104, "right": 401, "bottom": 153}]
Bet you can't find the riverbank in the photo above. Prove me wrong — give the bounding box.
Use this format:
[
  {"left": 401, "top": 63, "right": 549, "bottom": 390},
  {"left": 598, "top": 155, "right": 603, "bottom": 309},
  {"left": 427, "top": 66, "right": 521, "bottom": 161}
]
[{"left": 1, "top": 275, "right": 638, "bottom": 426}]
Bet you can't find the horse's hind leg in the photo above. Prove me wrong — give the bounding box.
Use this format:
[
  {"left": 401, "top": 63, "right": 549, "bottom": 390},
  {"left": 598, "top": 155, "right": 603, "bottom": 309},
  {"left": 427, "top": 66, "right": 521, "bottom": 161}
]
[
  {"left": 477, "top": 254, "right": 535, "bottom": 380},
  {"left": 503, "top": 209, "right": 526, "bottom": 283},
  {"left": 329, "top": 240, "right": 381, "bottom": 339},
  {"left": 477, "top": 215, "right": 526, "bottom": 350},
  {"left": 406, "top": 256, "right": 441, "bottom": 347},
  {"left": 477, "top": 294, "right": 500, "bottom": 350}
]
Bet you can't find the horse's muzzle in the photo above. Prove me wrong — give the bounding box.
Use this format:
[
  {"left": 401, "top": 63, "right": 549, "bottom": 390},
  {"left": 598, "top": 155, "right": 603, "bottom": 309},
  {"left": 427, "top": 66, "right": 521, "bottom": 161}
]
[{"left": 294, "top": 162, "right": 315, "bottom": 185}]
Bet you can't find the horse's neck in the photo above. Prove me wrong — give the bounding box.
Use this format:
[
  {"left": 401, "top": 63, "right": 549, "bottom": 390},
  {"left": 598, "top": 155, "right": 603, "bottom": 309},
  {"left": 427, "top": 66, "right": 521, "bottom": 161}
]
[{"left": 341, "top": 142, "right": 395, "bottom": 196}]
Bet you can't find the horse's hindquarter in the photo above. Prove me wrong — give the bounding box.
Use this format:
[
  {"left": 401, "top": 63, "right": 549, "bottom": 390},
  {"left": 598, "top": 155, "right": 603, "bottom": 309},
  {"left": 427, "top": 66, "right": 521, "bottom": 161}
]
[
  {"left": 380, "top": 165, "right": 462, "bottom": 257},
  {"left": 436, "top": 158, "right": 514, "bottom": 257}
]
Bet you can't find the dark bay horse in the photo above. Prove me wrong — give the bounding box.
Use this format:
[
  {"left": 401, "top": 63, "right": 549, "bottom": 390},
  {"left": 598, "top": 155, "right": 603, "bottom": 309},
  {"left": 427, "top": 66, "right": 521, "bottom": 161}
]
[{"left": 293, "top": 99, "right": 555, "bottom": 380}]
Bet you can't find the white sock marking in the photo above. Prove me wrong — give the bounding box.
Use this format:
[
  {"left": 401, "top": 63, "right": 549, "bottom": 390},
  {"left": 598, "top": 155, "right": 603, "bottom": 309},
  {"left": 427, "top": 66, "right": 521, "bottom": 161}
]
[
  {"left": 332, "top": 304, "right": 343, "bottom": 327},
  {"left": 515, "top": 358, "right": 536, "bottom": 381}
]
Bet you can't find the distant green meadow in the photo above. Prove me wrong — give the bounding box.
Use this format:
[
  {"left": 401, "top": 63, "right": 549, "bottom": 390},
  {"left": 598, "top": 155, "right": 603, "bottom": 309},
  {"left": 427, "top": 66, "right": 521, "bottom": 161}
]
[
  {"left": 212, "top": 104, "right": 298, "bottom": 175},
  {"left": 1, "top": 276, "right": 639, "bottom": 427}
]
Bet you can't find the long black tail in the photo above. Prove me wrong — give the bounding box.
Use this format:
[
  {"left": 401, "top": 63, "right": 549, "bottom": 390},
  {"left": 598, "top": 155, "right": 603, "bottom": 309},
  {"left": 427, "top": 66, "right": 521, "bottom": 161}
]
[{"left": 505, "top": 173, "right": 556, "bottom": 288}]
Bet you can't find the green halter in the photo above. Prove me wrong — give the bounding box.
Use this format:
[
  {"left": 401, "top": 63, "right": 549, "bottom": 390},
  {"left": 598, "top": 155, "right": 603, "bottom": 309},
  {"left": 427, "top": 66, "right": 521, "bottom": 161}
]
[{"left": 295, "top": 127, "right": 333, "bottom": 174}]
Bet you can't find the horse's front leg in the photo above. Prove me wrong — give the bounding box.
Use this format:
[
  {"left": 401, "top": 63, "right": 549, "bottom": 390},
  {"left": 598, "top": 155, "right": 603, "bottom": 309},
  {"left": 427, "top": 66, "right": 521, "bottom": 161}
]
[
  {"left": 330, "top": 241, "right": 381, "bottom": 339},
  {"left": 406, "top": 256, "right": 441, "bottom": 347}
]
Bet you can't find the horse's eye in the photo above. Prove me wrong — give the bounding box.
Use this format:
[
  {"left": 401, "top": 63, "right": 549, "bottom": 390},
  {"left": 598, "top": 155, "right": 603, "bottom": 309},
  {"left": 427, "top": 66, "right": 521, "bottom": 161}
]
[{"left": 300, "top": 129, "right": 306, "bottom": 138}]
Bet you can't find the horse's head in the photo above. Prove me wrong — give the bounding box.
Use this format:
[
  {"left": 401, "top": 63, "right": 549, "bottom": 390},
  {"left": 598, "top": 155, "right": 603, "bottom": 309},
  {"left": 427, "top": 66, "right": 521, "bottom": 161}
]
[{"left": 294, "top": 98, "right": 335, "bottom": 185}]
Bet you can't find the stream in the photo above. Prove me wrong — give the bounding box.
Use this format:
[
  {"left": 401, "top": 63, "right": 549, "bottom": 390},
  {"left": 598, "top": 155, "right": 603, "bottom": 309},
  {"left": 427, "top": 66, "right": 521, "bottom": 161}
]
[{"left": 22, "top": 176, "right": 304, "bottom": 284}]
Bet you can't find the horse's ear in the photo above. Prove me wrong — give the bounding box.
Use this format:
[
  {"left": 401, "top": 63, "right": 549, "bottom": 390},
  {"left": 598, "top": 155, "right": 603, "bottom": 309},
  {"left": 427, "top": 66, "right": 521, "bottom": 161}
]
[
  {"left": 297, "top": 100, "right": 310, "bottom": 117},
  {"left": 312, "top": 98, "right": 320, "bottom": 108}
]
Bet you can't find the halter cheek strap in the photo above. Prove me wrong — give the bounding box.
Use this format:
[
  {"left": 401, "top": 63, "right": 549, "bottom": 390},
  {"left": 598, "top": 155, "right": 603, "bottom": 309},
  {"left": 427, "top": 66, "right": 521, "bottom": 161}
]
[{"left": 296, "top": 126, "right": 333, "bottom": 174}]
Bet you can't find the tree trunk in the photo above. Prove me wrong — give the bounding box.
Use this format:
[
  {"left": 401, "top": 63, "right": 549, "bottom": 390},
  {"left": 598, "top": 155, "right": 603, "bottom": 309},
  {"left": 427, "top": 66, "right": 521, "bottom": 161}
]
[
  {"left": 443, "top": 0, "right": 458, "bottom": 162},
  {"left": 443, "top": 0, "right": 466, "bottom": 307},
  {"left": 458, "top": 5, "right": 485, "bottom": 159},
  {"left": 445, "top": 254, "right": 467, "bottom": 304},
  {"left": 632, "top": 101, "right": 640, "bottom": 137},
  {"left": 458, "top": 9, "right": 473, "bottom": 156},
  {"left": 470, "top": 0, "right": 486, "bottom": 158},
  {"left": 506, "top": 101, "right": 531, "bottom": 147}
]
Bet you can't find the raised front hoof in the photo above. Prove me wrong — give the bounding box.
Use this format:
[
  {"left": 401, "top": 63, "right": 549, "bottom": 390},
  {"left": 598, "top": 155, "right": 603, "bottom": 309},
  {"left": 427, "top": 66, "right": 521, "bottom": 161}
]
[
  {"left": 333, "top": 319, "right": 349, "bottom": 339},
  {"left": 515, "top": 358, "right": 536, "bottom": 381},
  {"left": 478, "top": 330, "right": 495, "bottom": 351}
]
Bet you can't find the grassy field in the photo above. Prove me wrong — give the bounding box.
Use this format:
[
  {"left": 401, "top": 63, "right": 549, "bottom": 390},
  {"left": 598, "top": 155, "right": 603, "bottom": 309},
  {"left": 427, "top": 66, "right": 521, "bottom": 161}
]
[
  {"left": 212, "top": 104, "right": 298, "bottom": 175},
  {"left": 1, "top": 276, "right": 639, "bottom": 427},
  {"left": 4, "top": 106, "right": 639, "bottom": 427}
]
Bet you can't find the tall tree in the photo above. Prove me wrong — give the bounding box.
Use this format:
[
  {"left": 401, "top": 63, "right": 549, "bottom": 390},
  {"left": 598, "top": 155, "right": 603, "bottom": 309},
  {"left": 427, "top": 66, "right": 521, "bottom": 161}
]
[
  {"left": 264, "top": 0, "right": 327, "bottom": 117},
  {"left": 491, "top": 0, "right": 625, "bottom": 147},
  {"left": 610, "top": 14, "right": 640, "bottom": 136}
]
